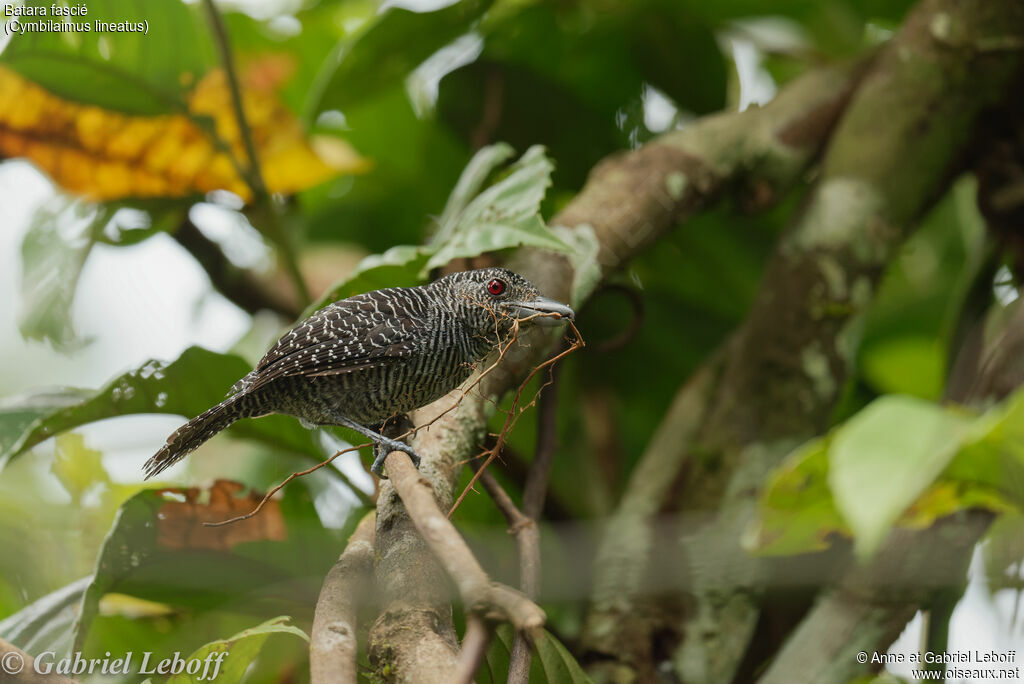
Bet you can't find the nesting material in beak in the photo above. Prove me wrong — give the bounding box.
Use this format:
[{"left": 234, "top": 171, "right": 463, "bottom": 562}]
[{"left": 510, "top": 296, "right": 575, "bottom": 326}]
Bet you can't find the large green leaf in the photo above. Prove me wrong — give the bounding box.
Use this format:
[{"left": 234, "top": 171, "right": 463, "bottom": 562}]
[
  {"left": 946, "top": 389, "right": 1024, "bottom": 506},
  {"left": 750, "top": 390, "right": 1024, "bottom": 558},
  {"left": 1, "top": 0, "right": 214, "bottom": 114},
  {"left": 424, "top": 145, "right": 568, "bottom": 271},
  {"left": 0, "top": 389, "right": 91, "bottom": 460},
  {"left": 73, "top": 481, "right": 335, "bottom": 652},
  {"left": 0, "top": 346, "right": 319, "bottom": 469},
  {"left": 0, "top": 577, "right": 90, "bottom": 657},
  {"left": 550, "top": 223, "right": 601, "bottom": 308},
  {"left": 167, "top": 616, "right": 307, "bottom": 684},
  {"left": 309, "top": 0, "right": 492, "bottom": 116},
  {"left": 828, "top": 395, "right": 972, "bottom": 557}
]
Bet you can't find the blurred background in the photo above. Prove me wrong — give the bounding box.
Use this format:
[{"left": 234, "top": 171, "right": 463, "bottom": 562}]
[{"left": 2, "top": 0, "right": 1024, "bottom": 682}]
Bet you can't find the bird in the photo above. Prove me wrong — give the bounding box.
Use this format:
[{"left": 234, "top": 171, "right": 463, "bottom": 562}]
[{"left": 143, "top": 267, "right": 574, "bottom": 479}]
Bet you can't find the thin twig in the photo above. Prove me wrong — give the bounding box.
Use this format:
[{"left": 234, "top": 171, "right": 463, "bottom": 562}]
[
  {"left": 475, "top": 469, "right": 541, "bottom": 598},
  {"left": 201, "top": 0, "right": 266, "bottom": 196},
  {"left": 472, "top": 469, "right": 541, "bottom": 684},
  {"left": 384, "top": 450, "right": 546, "bottom": 631},
  {"left": 203, "top": 441, "right": 371, "bottom": 527},
  {"left": 201, "top": 0, "right": 311, "bottom": 306},
  {"left": 505, "top": 359, "right": 564, "bottom": 683},
  {"left": 450, "top": 322, "right": 583, "bottom": 516},
  {"left": 453, "top": 616, "right": 492, "bottom": 684},
  {"left": 522, "top": 360, "right": 563, "bottom": 521},
  {"left": 311, "top": 511, "right": 376, "bottom": 684}
]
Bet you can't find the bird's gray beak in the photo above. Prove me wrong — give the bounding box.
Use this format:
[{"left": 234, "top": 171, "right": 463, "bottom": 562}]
[{"left": 509, "top": 296, "right": 575, "bottom": 326}]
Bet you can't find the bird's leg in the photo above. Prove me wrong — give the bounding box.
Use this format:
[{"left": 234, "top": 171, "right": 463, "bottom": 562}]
[{"left": 328, "top": 413, "right": 421, "bottom": 477}]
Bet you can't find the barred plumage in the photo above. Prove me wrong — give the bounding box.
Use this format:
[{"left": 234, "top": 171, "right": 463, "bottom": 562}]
[{"left": 144, "top": 268, "right": 574, "bottom": 478}]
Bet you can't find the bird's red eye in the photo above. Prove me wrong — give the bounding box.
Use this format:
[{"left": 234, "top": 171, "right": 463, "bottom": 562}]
[{"left": 487, "top": 279, "right": 506, "bottom": 296}]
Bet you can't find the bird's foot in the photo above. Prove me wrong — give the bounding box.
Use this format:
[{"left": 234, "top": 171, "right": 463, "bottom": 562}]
[{"left": 371, "top": 438, "right": 421, "bottom": 478}]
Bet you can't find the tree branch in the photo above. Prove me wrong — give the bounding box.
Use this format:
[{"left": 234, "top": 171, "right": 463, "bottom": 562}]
[
  {"left": 669, "top": 1, "right": 1024, "bottom": 680},
  {"left": 173, "top": 215, "right": 300, "bottom": 318},
  {"left": 384, "top": 451, "right": 545, "bottom": 631},
  {"left": 310, "top": 511, "right": 376, "bottom": 684},
  {"left": 473, "top": 468, "right": 540, "bottom": 684},
  {"left": 522, "top": 362, "right": 563, "bottom": 522},
  {"left": 453, "top": 616, "right": 492, "bottom": 684},
  {"left": 366, "top": 49, "right": 871, "bottom": 682},
  {"left": 580, "top": 354, "right": 724, "bottom": 680}
]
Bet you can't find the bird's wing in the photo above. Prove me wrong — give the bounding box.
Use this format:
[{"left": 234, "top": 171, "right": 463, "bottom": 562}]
[{"left": 233, "top": 290, "right": 430, "bottom": 393}]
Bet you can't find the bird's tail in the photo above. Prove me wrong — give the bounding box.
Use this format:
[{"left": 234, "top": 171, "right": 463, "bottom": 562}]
[{"left": 143, "top": 394, "right": 251, "bottom": 479}]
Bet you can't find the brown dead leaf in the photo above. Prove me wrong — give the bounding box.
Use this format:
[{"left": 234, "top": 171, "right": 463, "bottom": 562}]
[
  {"left": 0, "top": 65, "right": 367, "bottom": 201},
  {"left": 156, "top": 479, "right": 287, "bottom": 551}
]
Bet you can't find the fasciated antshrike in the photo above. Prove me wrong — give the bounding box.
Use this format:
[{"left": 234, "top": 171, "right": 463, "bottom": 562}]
[{"left": 143, "top": 268, "right": 574, "bottom": 478}]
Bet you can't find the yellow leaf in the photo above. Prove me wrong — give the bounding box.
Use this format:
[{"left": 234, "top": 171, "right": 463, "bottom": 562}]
[{"left": 0, "top": 66, "right": 367, "bottom": 201}]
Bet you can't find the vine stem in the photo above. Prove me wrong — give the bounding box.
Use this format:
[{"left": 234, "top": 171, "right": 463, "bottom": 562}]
[{"left": 201, "top": 0, "right": 311, "bottom": 307}]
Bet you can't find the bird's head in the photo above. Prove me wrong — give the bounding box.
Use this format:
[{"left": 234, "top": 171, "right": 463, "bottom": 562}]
[{"left": 437, "top": 267, "right": 574, "bottom": 340}]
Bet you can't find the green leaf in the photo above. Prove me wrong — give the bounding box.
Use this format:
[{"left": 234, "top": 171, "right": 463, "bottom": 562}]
[
  {"left": 743, "top": 436, "right": 848, "bottom": 556},
  {"left": 1, "top": 346, "right": 319, "bottom": 469},
  {"left": 982, "top": 513, "right": 1024, "bottom": 592},
  {"left": 424, "top": 145, "right": 569, "bottom": 272},
  {"left": 73, "top": 482, "right": 335, "bottom": 651},
  {"left": 860, "top": 336, "right": 946, "bottom": 400},
  {"left": 532, "top": 627, "right": 594, "bottom": 684},
  {"left": 551, "top": 224, "right": 601, "bottom": 308},
  {"left": 945, "top": 387, "right": 1024, "bottom": 506},
  {"left": 0, "top": 576, "right": 90, "bottom": 657},
  {"left": 859, "top": 177, "right": 987, "bottom": 401},
  {"left": 167, "top": 616, "right": 308, "bottom": 684},
  {"left": 0, "top": 389, "right": 91, "bottom": 459},
  {"left": 17, "top": 200, "right": 181, "bottom": 352},
  {"left": 0, "top": 0, "right": 214, "bottom": 114},
  {"left": 481, "top": 625, "right": 592, "bottom": 684},
  {"left": 310, "top": 0, "right": 492, "bottom": 116},
  {"left": 828, "top": 395, "right": 972, "bottom": 558},
  {"left": 51, "top": 432, "right": 107, "bottom": 502},
  {"left": 432, "top": 142, "right": 516, "bottom": 245},
  {"left": 17, "top": 200, "right": 110, "bottom": 351}
]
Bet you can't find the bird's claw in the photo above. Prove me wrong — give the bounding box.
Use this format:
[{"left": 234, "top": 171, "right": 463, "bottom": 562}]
[{"left": 370, "top": 440, "right": 421, "bottom": 478}]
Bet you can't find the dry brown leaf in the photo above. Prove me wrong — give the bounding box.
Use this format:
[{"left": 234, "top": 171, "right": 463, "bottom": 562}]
[
  {"left": 156, "top": 479, "right": 287, "bottom": 551},
  {"left": 0, "top": 65, "right": 367, "bottom": 201}
]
